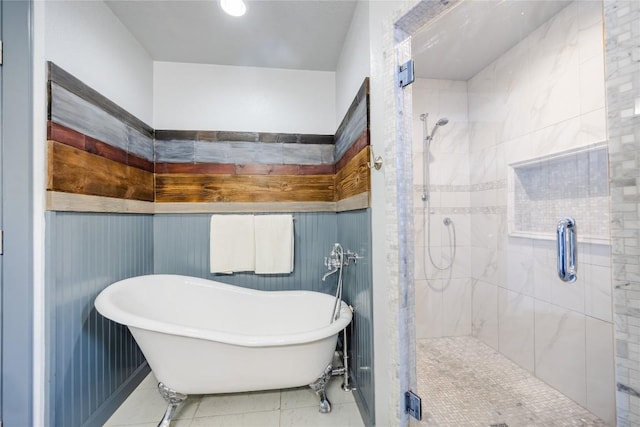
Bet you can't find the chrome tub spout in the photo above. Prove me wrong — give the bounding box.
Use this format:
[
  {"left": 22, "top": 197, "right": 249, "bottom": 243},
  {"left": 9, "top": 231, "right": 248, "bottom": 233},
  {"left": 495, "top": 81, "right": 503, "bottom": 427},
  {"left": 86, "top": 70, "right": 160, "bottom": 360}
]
[{"left": 322, "top": 268, "right": 338, "bottom": 281}]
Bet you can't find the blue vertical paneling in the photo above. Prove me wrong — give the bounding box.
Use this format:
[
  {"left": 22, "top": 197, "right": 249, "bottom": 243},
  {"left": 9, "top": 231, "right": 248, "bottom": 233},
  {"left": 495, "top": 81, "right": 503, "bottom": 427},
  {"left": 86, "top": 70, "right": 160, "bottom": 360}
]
[
  {"left": 46, "top": 212, "right": 153, "bottom": 427},
  {"left": 153, "top": 213, "right": 338, "bottom": 294},
  {"left": 338, "top": 209, "right": 375, "bottom": 427}
]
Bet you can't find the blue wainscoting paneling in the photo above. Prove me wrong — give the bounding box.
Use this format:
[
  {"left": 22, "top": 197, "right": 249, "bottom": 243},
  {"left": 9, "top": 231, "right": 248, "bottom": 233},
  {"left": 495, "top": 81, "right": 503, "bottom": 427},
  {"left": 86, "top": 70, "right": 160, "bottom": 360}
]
[
  {"left": 153, "top": 213, "right": 338, "bottom": 294},
  {"left": 338, "top": 209, "right": 375, "bottom": 427},
  {"left": 46, "top": 212, "right": 154, "bottom": 427}
]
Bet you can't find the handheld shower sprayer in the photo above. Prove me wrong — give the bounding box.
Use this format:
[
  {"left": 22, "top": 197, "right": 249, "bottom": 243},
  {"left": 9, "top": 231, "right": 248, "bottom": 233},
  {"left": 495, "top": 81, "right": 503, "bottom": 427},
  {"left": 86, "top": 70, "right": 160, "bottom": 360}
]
[
  {"left": 427, "top": 117, "right": 449, "bottom": 142},
  {"left": 420, "top": 114, "right": 449, "bottom": 201}
]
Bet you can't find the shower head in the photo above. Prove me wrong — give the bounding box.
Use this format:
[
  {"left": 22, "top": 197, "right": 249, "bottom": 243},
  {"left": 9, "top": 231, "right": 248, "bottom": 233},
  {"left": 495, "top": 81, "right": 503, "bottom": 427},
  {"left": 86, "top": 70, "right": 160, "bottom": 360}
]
[{"left": 428, "top": 117, "right": 449, "bottom": 141}]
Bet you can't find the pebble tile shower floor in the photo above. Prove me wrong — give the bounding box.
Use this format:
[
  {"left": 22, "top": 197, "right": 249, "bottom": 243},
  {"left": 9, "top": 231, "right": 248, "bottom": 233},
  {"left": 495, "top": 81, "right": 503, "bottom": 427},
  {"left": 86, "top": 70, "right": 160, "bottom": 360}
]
[
  {"left": 417, "top": 336, "right": 609, "bottom": 427},
  {"left": 104, "top": 372, "right": 364, "bottom": 427}
]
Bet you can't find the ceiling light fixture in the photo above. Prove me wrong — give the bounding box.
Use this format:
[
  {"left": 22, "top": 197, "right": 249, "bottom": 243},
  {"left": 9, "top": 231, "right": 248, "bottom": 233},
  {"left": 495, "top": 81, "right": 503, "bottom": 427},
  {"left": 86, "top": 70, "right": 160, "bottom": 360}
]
[{"left": 220, "top": 0, "right": 247, "bottom": 17}]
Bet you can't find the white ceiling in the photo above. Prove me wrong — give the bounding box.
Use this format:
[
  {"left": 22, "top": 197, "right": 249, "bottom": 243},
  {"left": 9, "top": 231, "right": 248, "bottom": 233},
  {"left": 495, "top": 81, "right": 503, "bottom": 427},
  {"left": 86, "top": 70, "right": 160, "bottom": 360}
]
[
  {"left": 412, "top": 0, "right": 571, "bottom": 80},
  {"left": 105, "top": 0, "right": 358, "bottom": 72},
  {"left": 106, "top": 0, "right": 571, "bottom": 79}
]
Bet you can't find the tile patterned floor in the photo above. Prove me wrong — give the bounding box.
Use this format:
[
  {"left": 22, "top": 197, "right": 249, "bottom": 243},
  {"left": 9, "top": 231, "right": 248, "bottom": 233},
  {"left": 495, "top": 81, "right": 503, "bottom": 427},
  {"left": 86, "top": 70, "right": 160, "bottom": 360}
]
[
  {"left": 416, "top": 336, "right": 610, "bottom": 427},
  {"left": 104, "top": 372, "right": 364, "bottom": 427}
]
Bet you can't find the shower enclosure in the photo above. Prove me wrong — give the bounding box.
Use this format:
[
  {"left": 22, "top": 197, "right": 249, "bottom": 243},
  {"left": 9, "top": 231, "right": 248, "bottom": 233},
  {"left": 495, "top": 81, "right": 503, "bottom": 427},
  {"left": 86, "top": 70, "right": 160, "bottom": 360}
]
[{"left": 410, "top": 1, "right": 614, "bottom": 425}]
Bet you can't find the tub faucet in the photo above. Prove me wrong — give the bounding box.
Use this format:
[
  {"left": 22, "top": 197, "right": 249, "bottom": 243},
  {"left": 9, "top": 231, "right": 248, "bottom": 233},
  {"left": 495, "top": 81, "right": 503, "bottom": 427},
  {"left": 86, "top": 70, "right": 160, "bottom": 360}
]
[{"left": 322, "top": 268, "right": 339, "bottom": 281}]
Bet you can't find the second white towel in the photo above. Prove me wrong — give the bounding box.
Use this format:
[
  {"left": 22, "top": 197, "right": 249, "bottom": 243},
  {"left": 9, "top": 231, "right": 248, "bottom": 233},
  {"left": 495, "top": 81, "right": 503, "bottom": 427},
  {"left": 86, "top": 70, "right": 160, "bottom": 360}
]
[{"left": 254, "top": 215, "right": 294, "bottom": 274}]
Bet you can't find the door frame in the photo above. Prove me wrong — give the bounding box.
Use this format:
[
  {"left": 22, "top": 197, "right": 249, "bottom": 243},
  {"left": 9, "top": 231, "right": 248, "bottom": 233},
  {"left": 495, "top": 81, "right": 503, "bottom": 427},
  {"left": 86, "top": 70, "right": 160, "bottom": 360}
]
[{"left": 1, "top": 0, "right": 34, "bottom": 425}]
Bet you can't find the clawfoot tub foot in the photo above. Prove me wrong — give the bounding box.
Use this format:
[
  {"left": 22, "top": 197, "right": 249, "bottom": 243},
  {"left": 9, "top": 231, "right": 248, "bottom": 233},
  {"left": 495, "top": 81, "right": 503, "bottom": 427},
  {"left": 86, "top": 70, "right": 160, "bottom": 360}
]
[
  {"left": 309, "top": 364, "right": 333, "bottom": 413},
  {"left": 157, "top": 382, "right": 188, "bottom": 427}
]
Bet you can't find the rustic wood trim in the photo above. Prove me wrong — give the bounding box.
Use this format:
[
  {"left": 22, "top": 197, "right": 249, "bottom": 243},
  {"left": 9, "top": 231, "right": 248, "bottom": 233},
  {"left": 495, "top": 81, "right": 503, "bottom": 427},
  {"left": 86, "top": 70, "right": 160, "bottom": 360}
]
[
  {"left": 154, "top": 162, "right": 335, "bottom": 175},
  {"left": 334, "top": 147, "right": 371, "bottom": 202},
  {"left": 154, "top": 201, "right": 337, "bottom": 213},
  {"left": 336, "top": 192, "right": 370, "bottom": 212},
  {"left": 46, "top": 191, "right": 367, "bottom": 214},
  {"left": 155, "top": 174, "right": 334, "bottom": 203},
  {"left": 47, "top": 141, "right": 154, "bottom": 202},
  {"left": 48, "top": 62, "right": 154, "bottom": 138},
  {"left": 46, "top": 191, "right": 155, "bottom": 213}
]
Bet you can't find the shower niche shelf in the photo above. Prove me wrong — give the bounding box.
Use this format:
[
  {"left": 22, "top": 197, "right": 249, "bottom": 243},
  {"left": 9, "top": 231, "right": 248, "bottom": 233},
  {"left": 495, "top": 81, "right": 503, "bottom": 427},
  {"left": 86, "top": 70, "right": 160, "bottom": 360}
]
[{"left": 507, "top": 142, "right": 610, "bottom": 245}]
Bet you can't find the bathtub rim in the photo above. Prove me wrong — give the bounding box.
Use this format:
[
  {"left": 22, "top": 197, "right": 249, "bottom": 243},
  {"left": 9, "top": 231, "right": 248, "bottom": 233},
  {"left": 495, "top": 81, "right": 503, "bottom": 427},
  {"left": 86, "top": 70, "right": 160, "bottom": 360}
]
[{"left": 95, "top": 274, "right": 352, "bottom": 348}]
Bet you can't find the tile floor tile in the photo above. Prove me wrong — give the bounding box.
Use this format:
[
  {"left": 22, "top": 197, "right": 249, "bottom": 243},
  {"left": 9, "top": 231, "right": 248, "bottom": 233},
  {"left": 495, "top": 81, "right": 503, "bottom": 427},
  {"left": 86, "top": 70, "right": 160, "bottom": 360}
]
[
  {"left": 190, "top": 410, "right": 280, "bottom": 427},
  {"left": 280, "top": 402, "right": 364, "bottom": 427},
  {"left": 417, "top": 336, "right": 610, "bottom": 427},
  {"left": 104, "top": 386, "right": 200, "bottom": 426},
  {"left": 194, "top": 390, "right": 281, "bottom": 418},
  {"left": 280, "top": 380, "right": 354, "bottom": 410}
]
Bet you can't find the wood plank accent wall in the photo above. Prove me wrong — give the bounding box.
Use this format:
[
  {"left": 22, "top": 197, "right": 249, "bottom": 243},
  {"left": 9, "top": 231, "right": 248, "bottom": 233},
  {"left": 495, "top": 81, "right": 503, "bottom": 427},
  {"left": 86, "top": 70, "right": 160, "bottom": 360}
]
[
  {"left": 335, "top": 146, "right": 371, "bottom": 202},
  {"left": 47, "top": 140, "right": 154, "bottom": 202},
  {"left": 155, "top": 174, "right": 335, "bottom": 203},
  {"left": 46, "top": 62, "right": 371, "bottom": 212}
]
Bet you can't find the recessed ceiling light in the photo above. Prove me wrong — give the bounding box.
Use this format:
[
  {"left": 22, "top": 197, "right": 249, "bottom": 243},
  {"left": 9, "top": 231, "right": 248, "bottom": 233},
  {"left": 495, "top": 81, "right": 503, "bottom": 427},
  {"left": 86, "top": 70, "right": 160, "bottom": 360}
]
[{"left": 220, "top": 0, "right": 247, "bottom": 17}]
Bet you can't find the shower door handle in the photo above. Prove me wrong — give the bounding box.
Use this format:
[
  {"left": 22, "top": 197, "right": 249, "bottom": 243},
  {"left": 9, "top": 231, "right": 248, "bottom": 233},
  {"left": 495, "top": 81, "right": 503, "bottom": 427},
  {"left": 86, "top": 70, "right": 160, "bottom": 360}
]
[{"left": 556, "top": 217, "right": 577, "bottom": 283}]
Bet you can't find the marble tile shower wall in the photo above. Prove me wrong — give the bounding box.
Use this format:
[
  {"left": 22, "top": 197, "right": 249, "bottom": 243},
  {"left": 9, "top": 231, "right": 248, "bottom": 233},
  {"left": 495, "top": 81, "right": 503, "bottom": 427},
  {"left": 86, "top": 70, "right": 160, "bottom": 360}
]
[
  {"left": 466, "top": 2, "right": 614, "bottom": 423},
  {"left": 413, "top": 2, "right": 615, "bottom": 424},
  {"left": 412, "top": 78, "right": 472, "bottom": 339}
]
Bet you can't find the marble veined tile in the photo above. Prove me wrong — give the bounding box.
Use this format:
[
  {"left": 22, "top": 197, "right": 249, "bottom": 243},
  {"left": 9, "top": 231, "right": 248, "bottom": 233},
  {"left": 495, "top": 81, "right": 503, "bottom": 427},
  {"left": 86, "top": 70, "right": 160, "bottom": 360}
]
[
  {"left": 580, "top": 54, "right": 606, "bottom": 114},
  {"left": 415, "top": 278, "right": 445, "bottom": 339},
  {"left": 442, "top": 278, "right": 473, "bottom": 336},
  {"left": 471, "top": 280, "right": 499, "bottom": 350},
  {"left": 470, "top": 246, "right": 502, "bottom": 287},
  {"left": 498, "top": 288, "right": 535, "bottom": 373},
  {"left": 584, "top": 263, "right": 613, "bottom": 322},
  {"left": 586, "top": 316, "right": 616, "bottom": 425},
  {"left": 534, "top": 300, "right": 587, "bottom": 407},
  {"left": 528, "top": 2, "right": 581, "bottom": 131},
  {"left": 506, "top": 238, "right": 534, "bottom": 296}
]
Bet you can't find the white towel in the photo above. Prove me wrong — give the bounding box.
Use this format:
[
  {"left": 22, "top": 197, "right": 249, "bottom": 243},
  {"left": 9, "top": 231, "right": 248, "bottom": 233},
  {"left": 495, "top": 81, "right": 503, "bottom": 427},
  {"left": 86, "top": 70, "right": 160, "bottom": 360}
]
[
  {"left": 254, "top": 215, "right": 294, "bottom": 274},
  {"left": 210, "top": 215, "right": 255, "bottom": 274}
]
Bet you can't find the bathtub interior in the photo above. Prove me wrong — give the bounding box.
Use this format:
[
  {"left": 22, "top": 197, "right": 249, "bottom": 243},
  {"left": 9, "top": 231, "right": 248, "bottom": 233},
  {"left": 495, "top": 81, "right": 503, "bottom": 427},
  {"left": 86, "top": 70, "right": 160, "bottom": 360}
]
[{"left": 97, "top": 275, "right": 351, "bottom": 344}]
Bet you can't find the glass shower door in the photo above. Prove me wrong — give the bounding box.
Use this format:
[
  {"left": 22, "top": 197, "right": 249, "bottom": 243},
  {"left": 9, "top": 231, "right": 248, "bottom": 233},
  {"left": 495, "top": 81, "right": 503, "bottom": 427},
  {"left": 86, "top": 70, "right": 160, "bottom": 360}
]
[{"left": 408, "top": 1, "right": 615, "bottom": 424}]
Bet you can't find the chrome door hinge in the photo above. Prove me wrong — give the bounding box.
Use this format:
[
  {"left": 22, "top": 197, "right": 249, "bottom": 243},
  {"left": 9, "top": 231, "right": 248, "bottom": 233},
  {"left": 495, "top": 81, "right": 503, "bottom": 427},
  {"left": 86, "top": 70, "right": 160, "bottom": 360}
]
[
  {"left": 0, "top": 40, "right": 3, "bottom": 65},
  {"left": 398, "top": 59, "right": 414, "bottom": 88},
  {"left": 405, "top": 390, "right": 422, "bottom": 420},
  {"left": 0, "top": 229, "right": 3, "bottom": 255}
]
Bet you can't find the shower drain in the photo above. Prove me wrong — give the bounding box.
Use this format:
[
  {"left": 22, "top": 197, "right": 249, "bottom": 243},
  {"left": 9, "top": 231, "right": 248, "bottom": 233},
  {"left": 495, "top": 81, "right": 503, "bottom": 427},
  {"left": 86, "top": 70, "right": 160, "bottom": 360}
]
[{"left": 490, "top": 424, "right": 508, "bottom": 427}]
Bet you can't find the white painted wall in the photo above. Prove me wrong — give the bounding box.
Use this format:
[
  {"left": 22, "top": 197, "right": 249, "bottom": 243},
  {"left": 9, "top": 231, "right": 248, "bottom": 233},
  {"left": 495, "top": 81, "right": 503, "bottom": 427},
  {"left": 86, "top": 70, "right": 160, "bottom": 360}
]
[
  {"left": 44, "top": 0, "right": 154, "bottom": 124},
  {"left": 153, "top": 61, "right": 336, "bottom": 134},
  {"left": 335, "top": 1, "right": 371, "bottom": 126}
]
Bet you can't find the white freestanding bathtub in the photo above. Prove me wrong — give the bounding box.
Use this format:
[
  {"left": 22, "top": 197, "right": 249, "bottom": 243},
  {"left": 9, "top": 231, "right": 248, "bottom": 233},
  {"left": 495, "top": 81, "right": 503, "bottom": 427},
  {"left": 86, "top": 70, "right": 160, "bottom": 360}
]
[{"left": 95, "top": 274, "right": 352, "bottom": 425}]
